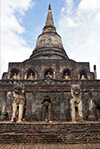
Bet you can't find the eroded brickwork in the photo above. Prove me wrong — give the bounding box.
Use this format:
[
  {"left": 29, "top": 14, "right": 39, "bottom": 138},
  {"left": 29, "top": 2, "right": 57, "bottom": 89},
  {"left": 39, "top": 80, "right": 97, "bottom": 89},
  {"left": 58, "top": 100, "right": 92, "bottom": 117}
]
[
  {"left": 0, "top": 122, "right": 100, "bottom": 144},
  {"left": 0, "top": 4, "right": 100, "bottom": 144}
]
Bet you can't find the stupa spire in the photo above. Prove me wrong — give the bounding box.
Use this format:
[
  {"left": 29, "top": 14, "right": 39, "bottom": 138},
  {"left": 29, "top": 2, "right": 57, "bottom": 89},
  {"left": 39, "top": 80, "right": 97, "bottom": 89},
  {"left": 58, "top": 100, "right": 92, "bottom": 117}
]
[
  {"left": 49, "top": 4, "right": 51, "bottom": 10},
  {"left": 45, "top": 4, "right": 54, "bottom": 26},
  {"left": 43, "top": 4, "right": 56, "bottom": 32}
]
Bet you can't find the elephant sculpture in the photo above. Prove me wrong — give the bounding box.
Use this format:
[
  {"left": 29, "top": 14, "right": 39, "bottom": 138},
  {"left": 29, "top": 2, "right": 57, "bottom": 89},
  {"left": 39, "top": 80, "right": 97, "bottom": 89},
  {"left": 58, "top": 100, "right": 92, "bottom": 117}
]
[
  {"left": 92, "top": 95, "right": 100, "bottom": 121},
  {"left": 11, "top": 83, "right": 25, "bottom": 123},
  {"left": 70, "top": 84, "right": 83, "bottom": 122}
]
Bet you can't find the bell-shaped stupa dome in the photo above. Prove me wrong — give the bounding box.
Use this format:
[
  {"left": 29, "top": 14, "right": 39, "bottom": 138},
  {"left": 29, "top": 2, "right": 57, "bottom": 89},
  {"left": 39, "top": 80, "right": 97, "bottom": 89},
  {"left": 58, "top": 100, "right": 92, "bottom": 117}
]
[{"left": 30, "top": 5, "right": 68, "bottom": 59}]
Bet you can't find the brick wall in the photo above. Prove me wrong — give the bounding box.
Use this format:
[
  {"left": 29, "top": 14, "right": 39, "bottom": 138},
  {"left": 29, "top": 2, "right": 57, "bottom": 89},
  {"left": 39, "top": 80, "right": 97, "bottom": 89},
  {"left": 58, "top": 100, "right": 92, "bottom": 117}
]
[{"left": 0, "top": 122, "right": 100, "bottom": 144}]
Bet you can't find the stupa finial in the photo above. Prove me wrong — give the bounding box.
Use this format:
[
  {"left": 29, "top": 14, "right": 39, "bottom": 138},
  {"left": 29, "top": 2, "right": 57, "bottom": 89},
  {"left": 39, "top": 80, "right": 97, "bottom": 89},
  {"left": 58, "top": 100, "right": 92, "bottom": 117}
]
[
  {"left": 42, "top": 5, "right": 56, "bottom": 33},
  {"left": 49, "top": 4, "right": 51, "bottom": 10},
  {"left": 45, "top": 4, "right": 54, "bottom": 27}
]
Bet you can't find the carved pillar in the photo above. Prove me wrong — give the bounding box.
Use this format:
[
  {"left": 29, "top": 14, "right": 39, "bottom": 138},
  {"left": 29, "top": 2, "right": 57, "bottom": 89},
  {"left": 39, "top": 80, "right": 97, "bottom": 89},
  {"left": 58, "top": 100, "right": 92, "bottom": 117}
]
[{"left": 0, "top": 91, "right": 7, "bottom": 120}]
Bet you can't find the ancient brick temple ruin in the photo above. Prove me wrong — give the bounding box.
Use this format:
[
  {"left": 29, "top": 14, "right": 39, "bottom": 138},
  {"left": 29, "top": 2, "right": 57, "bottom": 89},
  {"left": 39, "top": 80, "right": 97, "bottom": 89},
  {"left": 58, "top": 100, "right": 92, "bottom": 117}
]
[{"left": 0, "top": 4, "right": 100, "bottom": 123}]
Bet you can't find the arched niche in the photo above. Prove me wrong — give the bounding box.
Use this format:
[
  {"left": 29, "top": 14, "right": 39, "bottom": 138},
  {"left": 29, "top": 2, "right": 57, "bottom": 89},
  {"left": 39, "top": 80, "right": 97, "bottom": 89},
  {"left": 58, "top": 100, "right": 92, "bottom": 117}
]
[
  {"left": 44, "top": 69, "right": 53, "bottom": 78},
  {"left": 10, "top": 68, "right": 20, "bottom": 79},
  {"left": 42, "top": 96, "right": 51, "bottom": 104},
  {"left": 63, "top": 69, "right": 71, "bottom": 80},
  {"left": 80, "top": 69, "right": 87, "bottom": 80},
  {"left": 27, "top": 69, "right": 35, "bottom": 80}
]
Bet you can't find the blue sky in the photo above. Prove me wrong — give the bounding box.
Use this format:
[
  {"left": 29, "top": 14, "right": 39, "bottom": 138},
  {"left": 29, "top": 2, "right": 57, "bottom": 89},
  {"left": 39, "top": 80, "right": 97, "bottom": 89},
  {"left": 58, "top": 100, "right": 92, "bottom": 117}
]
[
  {"left": 1, "top": 0, "right": 100, "bottom": 79},
  {"left": 19, "top": 0, "right": 66, "bottom": 49}
]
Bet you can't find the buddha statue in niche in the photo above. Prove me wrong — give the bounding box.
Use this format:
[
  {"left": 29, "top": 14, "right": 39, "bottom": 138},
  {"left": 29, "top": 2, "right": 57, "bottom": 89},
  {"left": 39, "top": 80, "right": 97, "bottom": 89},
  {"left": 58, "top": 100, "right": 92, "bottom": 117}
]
[
  {"left": 64, "top": 73, "right": 70, "bottom": 80},
  {"left": 28, "top": 73, "right": 34, "bottom": 80},
  {"left": 81, "top": 75, "right": 86, "bottom": 80},
  {"left": 11, "top": 73, "right": 18, "bottom": 80},
  {"left": 46, "top": 72, "right": 52, "bottom": 78}
]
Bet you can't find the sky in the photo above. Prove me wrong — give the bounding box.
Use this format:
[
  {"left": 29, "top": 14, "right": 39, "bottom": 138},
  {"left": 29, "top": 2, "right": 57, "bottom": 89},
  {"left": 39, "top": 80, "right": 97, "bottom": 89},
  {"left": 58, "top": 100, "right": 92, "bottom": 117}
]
[{"left": 1, "top": 0, "right": 100, "bottom": 79}]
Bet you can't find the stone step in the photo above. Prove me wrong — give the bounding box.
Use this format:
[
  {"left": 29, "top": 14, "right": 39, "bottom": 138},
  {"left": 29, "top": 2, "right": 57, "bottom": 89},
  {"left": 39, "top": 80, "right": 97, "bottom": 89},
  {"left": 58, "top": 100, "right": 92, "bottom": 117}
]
[{"left": 0, "top": 122, "right": 100, "bottom": 144}]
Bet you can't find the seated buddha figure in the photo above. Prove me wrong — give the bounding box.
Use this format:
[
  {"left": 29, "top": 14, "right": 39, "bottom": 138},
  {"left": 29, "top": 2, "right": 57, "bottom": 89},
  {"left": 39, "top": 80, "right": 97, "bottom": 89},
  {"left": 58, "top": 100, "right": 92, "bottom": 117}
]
[
  {"left": 11, "top": 73, "right": 18, "bottom": 80},
  {"left": 64, "top": 73, "right": 70, "bottom": 80},
  {"left": 81, "top": 75, "right": 86, "bottom": 80},
  {"left": 28, "top": 73, "right": 34, "bottom": 80},
  {"left": 46, "top": 72, "right": 52, "bottom": 78}
]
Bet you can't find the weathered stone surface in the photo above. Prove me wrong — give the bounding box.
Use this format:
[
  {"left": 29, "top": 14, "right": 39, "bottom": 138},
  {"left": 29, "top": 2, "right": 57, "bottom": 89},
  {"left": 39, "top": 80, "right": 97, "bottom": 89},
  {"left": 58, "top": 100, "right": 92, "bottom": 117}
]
[
  {"left": 0, "top": 143, "right": 100, "bottom": 149},
  {"left": 0, "top": 5, "right": 100, "bottom": 145},
  {"left": 0, "top": 80, "right": 100, "bottom": 121},
  {"left": 0, "top": 122, "right": 100, "bottom": 144}
]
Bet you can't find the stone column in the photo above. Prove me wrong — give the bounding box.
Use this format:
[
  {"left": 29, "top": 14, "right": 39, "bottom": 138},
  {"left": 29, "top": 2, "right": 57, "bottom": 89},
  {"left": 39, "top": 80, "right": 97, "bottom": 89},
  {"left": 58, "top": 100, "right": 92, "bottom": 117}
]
[
  {"left": 60, "top": 92, "right": 65, "bottom": 121},
  {"left": 6, "top": 91, "right": 13, "bottom": 120},
  {"left": 10, "top": 92, "right": 14, "bottom": 114},
  {"left": 21, "top": 68, "right": 24, "bottom": 79},
  {"left": 94, "top": 65, "right": 97, "bottom": 80},
  {"left": 32, "top": 92, "right": 37, "bottom": 117},
  {"left": 78, "top": 74, "right": 80, "bottom": 80},
  {"left": 0, "top": 91, "right": 7, "bottom": 120},
  {"left": 88, "top": 92, "right": 95, "bottom": 121},
  {"left": 22, "top": 92, "right": 26, "bottom": 120},
  {"left": 8, "top": 71, "right": 11, "bottom": 79},
  {"left": 48, "top": 104, "right": 52, "bottom": 121},
  {"left": 42, "top": 105, "right": 46, "bottom": 121}
]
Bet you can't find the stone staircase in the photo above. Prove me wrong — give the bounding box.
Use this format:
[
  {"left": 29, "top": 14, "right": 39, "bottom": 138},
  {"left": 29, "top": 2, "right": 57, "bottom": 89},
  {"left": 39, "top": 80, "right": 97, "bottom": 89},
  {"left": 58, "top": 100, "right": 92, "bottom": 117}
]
[{"left": 0, "top": 121, "right": 100, "bottom": 144}]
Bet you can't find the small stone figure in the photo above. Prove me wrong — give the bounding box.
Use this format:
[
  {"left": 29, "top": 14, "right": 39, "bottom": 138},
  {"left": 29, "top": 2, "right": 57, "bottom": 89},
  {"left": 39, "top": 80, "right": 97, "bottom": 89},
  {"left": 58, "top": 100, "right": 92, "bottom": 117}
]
[
  {"left": 64, "top": 73, "right": 70, "bottom": 80},
  {"left": 11, "top": 83, "right": 25, "bottom": 123},
  {"left": 28, "top": 73, "right": 34, "bottom": 80},
  {"left": 81, "top": 75, "right": 86, "bottom": 80},
  {"left": 11, "top": 73, "right": 18, "bottom": 80},
  {"left": 70, "top": 84, "right": 83, "bottom": 122},
  {"left": 46, "top": 72, "right": 52, "bottom": 78}
]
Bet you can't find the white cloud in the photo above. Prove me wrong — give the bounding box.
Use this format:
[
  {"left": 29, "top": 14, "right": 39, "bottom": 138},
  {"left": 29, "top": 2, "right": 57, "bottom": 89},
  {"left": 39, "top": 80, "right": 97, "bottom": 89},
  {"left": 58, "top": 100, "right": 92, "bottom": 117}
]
[
  {"left": 58, "top": 0, "right": 100, "bottom": 79},
  {"left": 78, "top": 0, "right": 100, "bottom": 13},
  {"left": 65, "top": 0, "right": 74, "bottom": 14},
  {"left": 95, "top": 12, "right": 100, "bottom": 25},
  {"left": 1, "top": 0, "right": 34, "bottom": 78}
]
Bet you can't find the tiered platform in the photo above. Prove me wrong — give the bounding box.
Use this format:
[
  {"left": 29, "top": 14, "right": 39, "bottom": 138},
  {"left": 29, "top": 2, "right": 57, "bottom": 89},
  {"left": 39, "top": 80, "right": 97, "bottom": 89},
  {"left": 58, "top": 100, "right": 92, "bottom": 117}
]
[{"left": 0, "top": 121, "right": 100, "bottom": 144}]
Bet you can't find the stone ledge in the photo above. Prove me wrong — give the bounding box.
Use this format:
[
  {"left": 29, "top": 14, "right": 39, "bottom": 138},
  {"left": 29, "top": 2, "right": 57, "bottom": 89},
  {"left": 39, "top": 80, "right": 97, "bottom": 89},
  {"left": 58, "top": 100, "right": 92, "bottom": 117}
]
[{"left": 0, "top": 122, "right": 100, "bottom": 144}]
